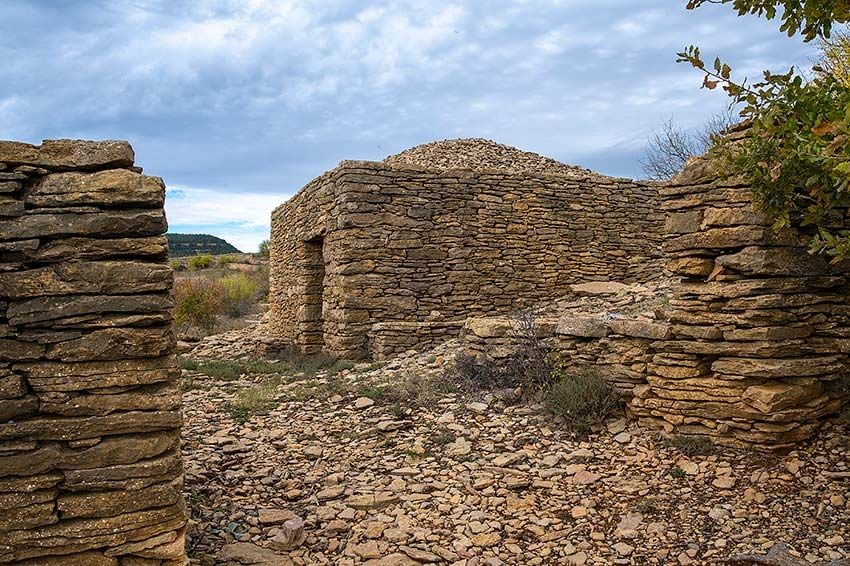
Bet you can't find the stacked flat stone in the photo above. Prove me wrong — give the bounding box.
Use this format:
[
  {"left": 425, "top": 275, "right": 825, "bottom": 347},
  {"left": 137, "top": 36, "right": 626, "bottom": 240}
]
[
  {"left": 0, "top": 140, "right": 185, "bottom": 564},
  {"left": 270, "top": 150, "right": 664, "bottom": 360},
  {"left": 383, "top": 138, "right": 590, "bottom": 177},
  {"left": 629, "top": 156, "right": 849, "bottom": 449},
  {"left": 461, "top": 282, "right": 671, "bottom": 395},
  {"left": 370, "top": 321, "right": 465, "bottom": 360}
]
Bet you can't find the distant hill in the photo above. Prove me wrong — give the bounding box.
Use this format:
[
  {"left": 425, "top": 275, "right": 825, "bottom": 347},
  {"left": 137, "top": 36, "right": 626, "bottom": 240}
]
[{"left": 167, "top": 233, "right": 241, "bottom": 257}]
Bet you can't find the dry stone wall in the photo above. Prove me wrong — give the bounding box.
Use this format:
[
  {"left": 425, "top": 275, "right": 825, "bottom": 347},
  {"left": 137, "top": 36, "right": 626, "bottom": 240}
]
[
  {"left": 0, "top": 140, "right": 185, "bottom": 564},
  {"left": 461, "top": 281, "right": 668, "bottom": 396},
  {"left": 630, "top": 159, "right": 850, "bottom": 449},
  {"left": 461, "top": 158, "right": 850, "bottom": 449},
  {"left": 270, "top": 144, "right": 664, "bottom": 359}
]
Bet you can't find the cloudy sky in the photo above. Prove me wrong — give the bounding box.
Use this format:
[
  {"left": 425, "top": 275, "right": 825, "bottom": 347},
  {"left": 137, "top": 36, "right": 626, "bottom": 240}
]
[{"left": 0, "top": 1, "right": 819, "bottom": 252}]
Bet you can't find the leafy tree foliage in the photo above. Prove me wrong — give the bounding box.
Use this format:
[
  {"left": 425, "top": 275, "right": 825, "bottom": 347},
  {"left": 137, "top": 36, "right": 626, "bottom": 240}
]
[
  {"left": 680, "top": 2, "right": 850, "bottom": 258},
  {"left": 686, "top": 0, "right": 849, "bottom": 41},
  {"left": 817, "top": 25, "right": 850, "bottom": 86}
]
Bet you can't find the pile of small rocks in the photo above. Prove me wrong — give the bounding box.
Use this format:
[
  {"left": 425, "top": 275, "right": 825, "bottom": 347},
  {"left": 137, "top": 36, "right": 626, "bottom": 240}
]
[
  {"left": 186, "top": 321, "right": 288, "bottom": 361},
  {"left": 383, "top": 138, "right": 590, "bottom": 177},
  {"left": 180, "top": 335, "right": 850, "bottom": 565}
]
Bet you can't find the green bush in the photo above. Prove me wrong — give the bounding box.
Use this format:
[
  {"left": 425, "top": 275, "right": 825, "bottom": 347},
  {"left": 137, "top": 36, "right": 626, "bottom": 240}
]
[
  {"left": 220, "top": 273, "right": 260, "bottom": 316},
  {"left": 173, "top": 278, "right": 225, "bottom": 332},
  {"left": 187, "top": 254, "right": 214, "bottom": 271},
  {"left": 217, "top": 254, "right": 237, "bottom": 266},
  {"left": 258, "top": 239, "right": 270, "bottom": 258},
  {"left": 545, "top": 368, "right": 621, "bottom": 435}
]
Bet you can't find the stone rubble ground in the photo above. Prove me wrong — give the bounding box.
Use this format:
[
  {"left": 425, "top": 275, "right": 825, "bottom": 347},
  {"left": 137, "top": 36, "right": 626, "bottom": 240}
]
[{"left": 181, "top": 333, "right": 850, "bottom": 566}]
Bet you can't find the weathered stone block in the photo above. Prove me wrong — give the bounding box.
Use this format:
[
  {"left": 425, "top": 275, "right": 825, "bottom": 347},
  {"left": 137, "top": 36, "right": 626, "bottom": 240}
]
[
  {"left": 742, "top": 381, "right": 823, "bottom": 412},
  {"left": 26, "top": 170, "right": 164, "bottom": 208},
  {"left": 716, "top": 246, "right": 829, "bottom": 276},
  {"left": 0, "top": 410, "right": 181, "bottom": 442},
  {"left": 57, "top": 478, "right": 182, "bottom": 519},
  {"left": 0, "top": 394, "right": 39, "bottom": 421},
  {"left": 12, "top": 552, "right": 118, "bottom": 566},
  {"left": 0, "top": 196, "right": 24, "bottom": 217},
  {"left": 463, "top": 317, "right": 515, "bottom": 338},
  {"left": 46, "top": 326, "right": 174, "bottom": 362},
  {"left": 62, "top": 450, "right": 182, "bottom": 491},
  {"left": 722, "top": 325, "right": 812, "bottom": 341},
  {"left": 666, "top": 257, "right": 715, "bottom": 277},
  {"left": 0, "top": 371, "right": 27, "bottom": 399},
  {"left": 665, "top": 209, "right": 703, "bottom": 234},
  {"left": 7, "top": 294, "right": 173, "bottom": 326},
  {"left": 557, "top": 316, "right": 609, "bottom": 338},
  {"left": 701, "top": 206, "right": 770, "bottom": 228},
  {"left": 0, "top": 431, "right": 178, "bottom": 477},
  {"left": 711, "top": 356, "right": 844, "bottom": 378},
  {"left": 0, "top": 500, "right": 57, "bottom": 530},
  {"left": 0, "top": 262, "right": 172, "bottom": 299},
  {"left": 0, "top": 502, "right": 185, "bottom": 562},
  {"left": 104, "top": 529, "right": 184, "bottom": 559},
  {"left": 39, "top": 382, "right": 179, "bottom": 417},
  {"left": 18, "top": 356, "right": 178, "bottom": 392},
  {"left": 0, "top": 338, "right": 45, "bottom": 361},
  {"left": 0, "top": 209, "right": 166, "bottom": 241},
  {"left": 0, "top": 139, "right": 134, "bottom": 170},
  {"left": 26, "top": 236, "right": 169, "bottom": 262},
  {"left": 664, "top": 225, "right": 803, "bottom": 253},
  {"left": 609, "top": 318, "right": 671, "bottom": 340}
]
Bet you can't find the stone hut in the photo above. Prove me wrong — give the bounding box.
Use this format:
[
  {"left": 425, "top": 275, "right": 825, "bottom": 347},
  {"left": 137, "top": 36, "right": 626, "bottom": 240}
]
[{"left": 269, "top": 139, "right": 665, "bottom": 360}]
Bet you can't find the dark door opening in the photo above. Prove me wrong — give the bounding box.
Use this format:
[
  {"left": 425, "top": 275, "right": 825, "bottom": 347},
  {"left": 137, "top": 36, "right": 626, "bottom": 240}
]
[{"left": 300, "top": 237, "right": 325, "bottom": 354}]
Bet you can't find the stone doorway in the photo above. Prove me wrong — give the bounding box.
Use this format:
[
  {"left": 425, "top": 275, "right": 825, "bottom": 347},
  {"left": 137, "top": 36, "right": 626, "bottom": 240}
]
[{"left": 300, "top": 236, "right": 326, "bottom": 354}]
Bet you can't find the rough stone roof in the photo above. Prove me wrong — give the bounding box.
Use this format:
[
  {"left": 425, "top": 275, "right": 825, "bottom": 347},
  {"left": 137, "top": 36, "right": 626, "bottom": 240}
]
[{"left": 383, "top": 138, "right": 589, "bottom": 176}]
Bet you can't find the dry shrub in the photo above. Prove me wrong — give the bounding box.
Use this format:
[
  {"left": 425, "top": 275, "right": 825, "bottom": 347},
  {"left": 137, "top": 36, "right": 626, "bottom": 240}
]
[
  {"left": 450, "top": 311, "right": 554, "bottom": 394},
  {"left": 666, "top": 434, "right": 715, "bottom": 456},
  {"left": 252, "top": 265, "right": 270, "bottom": 302},
  {"left": 451, "top": 353, "right": 512, "bottom": 391},
  {"left": 173, "top": 278, "right": 225, "bottom": 333},
  {"left": 545, "top": 368, "right": 621, "bottom": 434},
  {"left": 505, "top": 311, "right": 553, "bottom": 393}
]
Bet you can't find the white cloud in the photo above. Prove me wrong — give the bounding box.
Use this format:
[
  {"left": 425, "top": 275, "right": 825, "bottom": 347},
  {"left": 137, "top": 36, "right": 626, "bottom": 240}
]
[
  {"left": 164, "top": 186, "right": 285, "bottom": 252},
  {"left": 0, "top": 0, "right": 821, "bottom": 187}
]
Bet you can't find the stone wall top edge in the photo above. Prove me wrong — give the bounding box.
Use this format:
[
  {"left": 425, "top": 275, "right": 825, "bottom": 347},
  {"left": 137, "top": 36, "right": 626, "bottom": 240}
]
[
  {"left": 0, "top": 139, "right": 135, "bottom": 170},
  {"left": 335, "top": 159, "right": 646, "bottom": 185},
  {"left": 271, "top": 159, "right": 666, "bottom": 220},
  {"left": 659, "top": 180, "right": 751, "bottom": 197},
  {"left": 271, "top": 168, "right": 337, "bottom": 218}
]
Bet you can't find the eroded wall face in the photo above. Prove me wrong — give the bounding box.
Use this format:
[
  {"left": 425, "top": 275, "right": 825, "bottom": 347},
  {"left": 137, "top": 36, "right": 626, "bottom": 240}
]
[
  {"left": 270, "top": 162, "right": 664, "bottom": 359},
  {"left": 629, "top": 169, "right": 849, "bottom": 448},
  {"left": 0, "top": 140, "right": 185, "bottom": 564}
]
